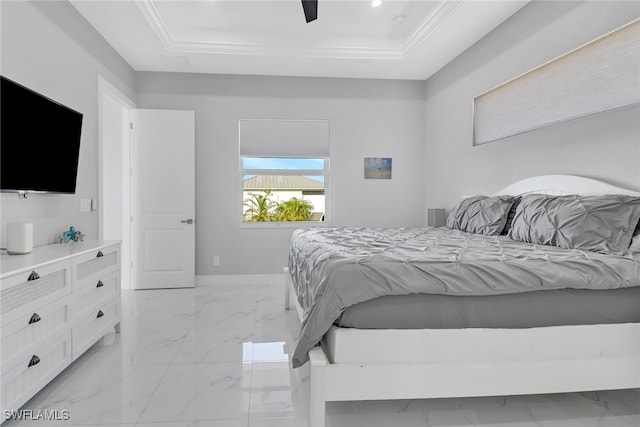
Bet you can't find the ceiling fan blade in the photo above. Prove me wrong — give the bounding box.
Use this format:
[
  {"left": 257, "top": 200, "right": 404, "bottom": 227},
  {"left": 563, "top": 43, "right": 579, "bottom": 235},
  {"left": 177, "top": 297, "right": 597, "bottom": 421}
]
[{"left": 301, "top": 0, "right": 318, "bottom": 23}]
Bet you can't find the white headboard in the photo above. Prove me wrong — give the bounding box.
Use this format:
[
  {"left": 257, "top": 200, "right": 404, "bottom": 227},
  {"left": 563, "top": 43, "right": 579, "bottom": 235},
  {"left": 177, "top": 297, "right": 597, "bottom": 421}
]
[{"left": 493, "top": 175, "right": 640, "bottom": 197}]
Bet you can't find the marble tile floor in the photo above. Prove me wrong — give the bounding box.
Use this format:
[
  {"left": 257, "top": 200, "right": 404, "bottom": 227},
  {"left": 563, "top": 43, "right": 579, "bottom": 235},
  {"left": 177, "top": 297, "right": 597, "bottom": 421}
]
[{"left": 4, "top": 283, "right": 639, "bottom": 427}]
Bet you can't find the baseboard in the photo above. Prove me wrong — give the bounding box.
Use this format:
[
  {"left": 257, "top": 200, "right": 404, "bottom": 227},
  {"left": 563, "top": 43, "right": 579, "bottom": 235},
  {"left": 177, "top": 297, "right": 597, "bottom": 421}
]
[{"left": 196, "top": 273, "right": 285, "bottom": 287}]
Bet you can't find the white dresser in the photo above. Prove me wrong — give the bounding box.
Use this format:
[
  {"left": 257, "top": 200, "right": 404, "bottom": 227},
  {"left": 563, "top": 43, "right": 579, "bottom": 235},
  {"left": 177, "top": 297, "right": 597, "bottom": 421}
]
[{"left": 0, "top": 240, "right": 121, "bottom": 413}]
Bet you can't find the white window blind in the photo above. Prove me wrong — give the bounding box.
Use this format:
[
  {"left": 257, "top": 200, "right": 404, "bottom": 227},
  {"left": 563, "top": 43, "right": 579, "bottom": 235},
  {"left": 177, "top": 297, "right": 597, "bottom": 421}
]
[
  {"left": 473, "top": 19, "right": 640, "bottom": 145},
  {"left": 239, "top": 119, "right": 330, "bottom": 157}
]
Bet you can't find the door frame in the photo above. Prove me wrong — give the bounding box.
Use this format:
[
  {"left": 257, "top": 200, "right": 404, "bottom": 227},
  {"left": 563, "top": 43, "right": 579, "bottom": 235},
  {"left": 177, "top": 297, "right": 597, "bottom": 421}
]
[{"left": 98, "top": 75, "right": 137, "bottom": 290}]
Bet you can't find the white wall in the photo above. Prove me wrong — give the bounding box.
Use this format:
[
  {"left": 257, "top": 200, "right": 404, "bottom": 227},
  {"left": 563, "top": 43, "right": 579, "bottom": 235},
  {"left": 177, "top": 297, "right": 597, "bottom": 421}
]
[
  {"left": 0, "top": 0, "right": 136, "bottom": 247},
  {"left": 424, "top": 0, "right": 640, "bottom": 211},
  {"left": 136, "top": 73, "right": 426, "bottom": 275}
]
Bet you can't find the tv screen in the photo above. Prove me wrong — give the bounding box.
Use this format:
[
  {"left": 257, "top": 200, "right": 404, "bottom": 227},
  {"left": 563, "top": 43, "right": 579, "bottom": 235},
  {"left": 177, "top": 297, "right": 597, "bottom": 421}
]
[{"left": 1, "top": 76, "right": 83, "bottom": 194}]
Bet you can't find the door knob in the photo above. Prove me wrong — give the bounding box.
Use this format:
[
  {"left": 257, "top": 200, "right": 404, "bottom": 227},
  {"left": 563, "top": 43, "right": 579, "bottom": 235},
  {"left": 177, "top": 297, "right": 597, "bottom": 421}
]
[{"left": 180, "top": 219, "right": 194, "bottom": 224}]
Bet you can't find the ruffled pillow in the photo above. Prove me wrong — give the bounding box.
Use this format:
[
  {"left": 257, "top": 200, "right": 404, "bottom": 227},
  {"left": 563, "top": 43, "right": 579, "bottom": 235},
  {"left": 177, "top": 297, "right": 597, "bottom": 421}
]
[
  {"left": 508, "top": 194, "right": 640, "bottom": 255},
  {"left": 446, "top": 195, "right": 515, "bottom": 235}
]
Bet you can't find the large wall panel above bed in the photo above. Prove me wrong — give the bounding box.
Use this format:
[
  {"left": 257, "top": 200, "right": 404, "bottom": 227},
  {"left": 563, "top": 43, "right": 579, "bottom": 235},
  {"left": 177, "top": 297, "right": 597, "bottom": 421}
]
[{"left": 473, "top": 19, "right": 640, "bottom": 145}]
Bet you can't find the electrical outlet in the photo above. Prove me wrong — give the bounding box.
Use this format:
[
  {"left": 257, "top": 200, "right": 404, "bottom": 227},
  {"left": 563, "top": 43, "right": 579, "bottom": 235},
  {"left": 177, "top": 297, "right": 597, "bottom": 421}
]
[
  {"left": 80, "top": 199, "right": 92, "bottom": 212},
  {"left": 213, "top": 256, "right": 220, "bottom": 266}
]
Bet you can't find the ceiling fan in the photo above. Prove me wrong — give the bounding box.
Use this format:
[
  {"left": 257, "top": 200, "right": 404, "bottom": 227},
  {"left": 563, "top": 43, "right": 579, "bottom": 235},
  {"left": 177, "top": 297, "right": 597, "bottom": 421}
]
[{"left": 301, "top": 0, "right": 318, "bottom": 23}]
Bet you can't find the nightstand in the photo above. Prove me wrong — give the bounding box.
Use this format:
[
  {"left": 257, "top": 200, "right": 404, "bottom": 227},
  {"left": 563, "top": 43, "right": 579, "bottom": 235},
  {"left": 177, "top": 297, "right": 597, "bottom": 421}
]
[{"left": 427, "top": 209, "right": 446, "bottom": 227}]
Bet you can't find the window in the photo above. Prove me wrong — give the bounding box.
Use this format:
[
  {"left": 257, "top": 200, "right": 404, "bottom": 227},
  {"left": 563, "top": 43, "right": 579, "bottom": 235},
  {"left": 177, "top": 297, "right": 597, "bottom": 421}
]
[{"left": 239, "top": 119, "right": 330, "bottom": 224}]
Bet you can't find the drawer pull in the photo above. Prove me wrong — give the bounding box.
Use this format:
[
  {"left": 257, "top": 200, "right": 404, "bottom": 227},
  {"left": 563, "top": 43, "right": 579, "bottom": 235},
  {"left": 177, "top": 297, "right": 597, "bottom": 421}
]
[
  {"left": 28, "top": 313, "right": 42, "bottom": 324},
  {"left": 97, "top": 310, "right": 104, "bottom": 318},
  {"left": 28, "top": 355, "right": 40, "bottom": 367},
  {"left": 96, "top": 280, "right": 104, "bottom": 288},
  {"left": 96, "top": 250, "right": 104, "bottom": 258},
  {"left": 28, "top": 271, "right": 40, "bottom": 281}
]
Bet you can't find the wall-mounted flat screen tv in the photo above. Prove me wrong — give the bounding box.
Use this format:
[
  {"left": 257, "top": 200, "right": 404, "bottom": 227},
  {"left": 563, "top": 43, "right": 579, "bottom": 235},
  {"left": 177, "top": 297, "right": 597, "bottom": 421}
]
[{"left": 1, "top": 75, "right": 83, "bottom": 194}]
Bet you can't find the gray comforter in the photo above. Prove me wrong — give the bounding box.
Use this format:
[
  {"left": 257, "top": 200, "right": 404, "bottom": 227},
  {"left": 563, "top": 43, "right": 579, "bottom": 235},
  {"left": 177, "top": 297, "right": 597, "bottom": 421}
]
[{"left": 289, "top": 227, "right": 640, "bottom": 367}]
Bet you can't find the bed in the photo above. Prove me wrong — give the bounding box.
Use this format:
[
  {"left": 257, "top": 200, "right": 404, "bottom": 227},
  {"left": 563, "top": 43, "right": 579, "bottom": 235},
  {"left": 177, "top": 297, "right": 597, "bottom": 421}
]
[{"left": 283, "top": 174, "right": 640, "bottom": 427}]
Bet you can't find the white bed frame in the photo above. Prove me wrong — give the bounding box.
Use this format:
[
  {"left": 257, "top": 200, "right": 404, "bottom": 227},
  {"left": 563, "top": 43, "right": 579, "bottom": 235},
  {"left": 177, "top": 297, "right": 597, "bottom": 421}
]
[{"left": 284, "top": 174, "right": 640, "bottom": 427}]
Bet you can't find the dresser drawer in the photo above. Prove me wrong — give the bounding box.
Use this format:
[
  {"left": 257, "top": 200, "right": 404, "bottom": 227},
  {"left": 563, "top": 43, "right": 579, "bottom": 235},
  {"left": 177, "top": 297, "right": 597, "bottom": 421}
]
[
  {"left": 0, "top": 330, "right": 71, "bottom": 413},
  {"left": 72, "top": 244, "right": 120, "bottom": 290},
  {"left": 72, "top": 298, "right": 119, "bottom": 360},
  {"left": 1, "top": 298, "right": 70, "bottom": 370},
  {"left": 0, "top": 259, "right": 72, "bottom": 325},
  {"left": 72, "top": 270, "right": 120, "bottom": 322}
]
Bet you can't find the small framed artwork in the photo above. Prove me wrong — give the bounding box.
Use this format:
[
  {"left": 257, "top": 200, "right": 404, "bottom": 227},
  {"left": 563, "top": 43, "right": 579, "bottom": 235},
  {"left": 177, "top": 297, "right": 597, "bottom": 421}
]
[{"left": 364, "top": 157, "right": 392, "bottom": 179}]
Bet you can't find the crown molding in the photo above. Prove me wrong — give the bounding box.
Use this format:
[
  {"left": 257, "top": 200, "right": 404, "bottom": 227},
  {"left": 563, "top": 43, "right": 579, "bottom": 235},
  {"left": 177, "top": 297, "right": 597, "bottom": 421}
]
[
  {"left": 135, "top": 0, "right": 464, "bottom": 61},
  {"left": 402, "top": 0, "right": 464, "bottom": 56},
  {"left": 136, "top": 0, "right": 174, "bottom": 49}
]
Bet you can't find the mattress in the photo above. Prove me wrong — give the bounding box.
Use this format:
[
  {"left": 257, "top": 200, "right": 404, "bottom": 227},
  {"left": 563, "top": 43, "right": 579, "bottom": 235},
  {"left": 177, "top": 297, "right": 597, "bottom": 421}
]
[
  {"left": 335, "top": 287, "right": 640, "bottom": 329},
  {"left": 289, "top": 227, "right": 640, "bottom": 367}
]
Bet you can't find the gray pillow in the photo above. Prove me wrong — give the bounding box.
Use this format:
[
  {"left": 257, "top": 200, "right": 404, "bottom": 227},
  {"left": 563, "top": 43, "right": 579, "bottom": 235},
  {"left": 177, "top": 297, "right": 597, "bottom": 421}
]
[
  {"left": 446, "top": 195, "right": 515, "bottom": 235},
  {"left": 508, "top": 194, "right": 640, "bottom": 255}
]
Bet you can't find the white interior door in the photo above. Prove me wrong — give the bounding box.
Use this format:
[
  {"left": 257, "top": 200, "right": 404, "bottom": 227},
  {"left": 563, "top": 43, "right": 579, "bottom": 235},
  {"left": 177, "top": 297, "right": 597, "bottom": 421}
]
[{"left": 131, "top": 109, "right": 195, "bottom": 289}]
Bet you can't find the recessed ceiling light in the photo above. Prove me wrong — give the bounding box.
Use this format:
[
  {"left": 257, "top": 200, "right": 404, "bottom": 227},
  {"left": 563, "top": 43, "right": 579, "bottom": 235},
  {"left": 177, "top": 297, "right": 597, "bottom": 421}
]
[{"left": 372, "top": 0, "right": 382, "bottom": 7}]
